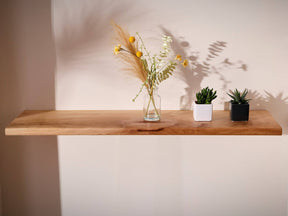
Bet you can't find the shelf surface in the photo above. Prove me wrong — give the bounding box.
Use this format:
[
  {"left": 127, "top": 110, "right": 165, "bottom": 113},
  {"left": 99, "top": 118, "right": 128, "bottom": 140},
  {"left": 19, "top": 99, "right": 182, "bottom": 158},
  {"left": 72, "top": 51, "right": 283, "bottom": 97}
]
[{"left": 5, "top": 110, "right": 282, "bottom": 136}]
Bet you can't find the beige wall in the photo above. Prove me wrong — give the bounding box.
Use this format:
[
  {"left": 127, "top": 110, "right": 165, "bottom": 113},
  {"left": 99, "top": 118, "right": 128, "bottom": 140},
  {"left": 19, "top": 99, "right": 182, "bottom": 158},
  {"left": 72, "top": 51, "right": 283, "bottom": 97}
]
[
  {"left": 0, "top": 0, "right": 60, "bottom": 215},
  {"left": 54, "top": 0, "right": 288, "bottom": 216}
]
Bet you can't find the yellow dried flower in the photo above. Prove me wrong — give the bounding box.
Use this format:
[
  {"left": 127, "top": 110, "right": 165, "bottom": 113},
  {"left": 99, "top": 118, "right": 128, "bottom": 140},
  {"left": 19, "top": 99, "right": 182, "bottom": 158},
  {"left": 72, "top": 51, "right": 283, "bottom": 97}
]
[
  {"left": 129, "top": 36, "right": 135, "bottom": 43},
  {"left": 182, "top": 59, "right": 188, "bottom": 67},
  {"left": 114, "top": 44, "right": 121, "bottom": 55},
  {"left": 136, "top": 51, "right": 143, "bottom": 58},
  {"left": 175, "top": 54, "right": 182, "bottom": 61}
]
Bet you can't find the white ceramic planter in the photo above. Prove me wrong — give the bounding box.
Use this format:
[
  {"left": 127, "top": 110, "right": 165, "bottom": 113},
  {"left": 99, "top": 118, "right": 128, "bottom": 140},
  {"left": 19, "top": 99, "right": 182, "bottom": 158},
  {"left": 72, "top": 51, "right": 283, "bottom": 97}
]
[{"left": 193, "top": 102, "right": 213, "bottom": 121}]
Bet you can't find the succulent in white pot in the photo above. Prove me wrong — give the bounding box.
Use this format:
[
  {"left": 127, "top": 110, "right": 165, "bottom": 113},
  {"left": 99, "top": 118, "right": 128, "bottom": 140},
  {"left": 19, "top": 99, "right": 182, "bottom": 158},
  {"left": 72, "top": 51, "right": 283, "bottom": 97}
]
[{"left": 193, "top": 87, "right": 217, "bottom": 121}]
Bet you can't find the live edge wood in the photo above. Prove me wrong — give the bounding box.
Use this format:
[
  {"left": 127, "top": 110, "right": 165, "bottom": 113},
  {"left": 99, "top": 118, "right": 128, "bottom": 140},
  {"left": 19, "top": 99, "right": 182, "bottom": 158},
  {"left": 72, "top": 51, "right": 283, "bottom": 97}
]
[{"left": 5, "top": 110, "right": 282, "bottom": 136}]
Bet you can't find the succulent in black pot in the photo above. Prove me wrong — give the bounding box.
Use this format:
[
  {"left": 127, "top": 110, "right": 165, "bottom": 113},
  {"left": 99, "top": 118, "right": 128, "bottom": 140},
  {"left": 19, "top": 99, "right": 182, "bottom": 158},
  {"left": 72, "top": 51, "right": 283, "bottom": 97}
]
[{"left": 227, "top": 89, "right": 251, "bottom": 121}]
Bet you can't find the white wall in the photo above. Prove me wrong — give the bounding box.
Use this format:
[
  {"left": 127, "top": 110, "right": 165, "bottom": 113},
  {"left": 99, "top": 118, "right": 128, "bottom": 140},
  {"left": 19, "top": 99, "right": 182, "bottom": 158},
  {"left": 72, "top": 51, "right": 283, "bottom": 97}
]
[{"left": 54, "top": 0, "right": 288, "bottom": 216}]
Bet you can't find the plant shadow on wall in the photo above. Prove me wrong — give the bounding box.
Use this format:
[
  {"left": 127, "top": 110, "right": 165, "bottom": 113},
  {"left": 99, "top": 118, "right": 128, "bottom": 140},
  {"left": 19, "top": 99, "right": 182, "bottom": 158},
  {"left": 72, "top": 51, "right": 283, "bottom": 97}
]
[
  {"left": 55, "top": 0, "right": 145, "bottom": 68},
  {"left": 248, "top": 91, "right": 288, "bottom": 134},
  {"left": 160, "top": 26, "right": 247, "bottom": 110},
  {"left": 161, "top": 26, "right": 288, "bottom": 134}
]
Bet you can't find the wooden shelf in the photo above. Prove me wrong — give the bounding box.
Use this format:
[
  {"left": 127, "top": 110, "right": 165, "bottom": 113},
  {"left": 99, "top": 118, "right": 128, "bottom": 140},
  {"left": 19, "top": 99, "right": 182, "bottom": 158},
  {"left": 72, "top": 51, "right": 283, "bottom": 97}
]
[{"left": 5, "top": 110, "right": 282, "bottom": 136}]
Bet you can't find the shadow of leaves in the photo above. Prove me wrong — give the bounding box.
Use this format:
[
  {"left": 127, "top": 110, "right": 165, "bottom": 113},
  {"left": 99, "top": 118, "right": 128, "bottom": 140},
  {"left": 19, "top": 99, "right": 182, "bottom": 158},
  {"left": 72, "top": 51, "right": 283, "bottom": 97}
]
[
  {"left": 249, "top": 90, "right": 288, "bottom": 134},
  {"left": 160, "top": 26, "right": 247, "bottom": 110}
]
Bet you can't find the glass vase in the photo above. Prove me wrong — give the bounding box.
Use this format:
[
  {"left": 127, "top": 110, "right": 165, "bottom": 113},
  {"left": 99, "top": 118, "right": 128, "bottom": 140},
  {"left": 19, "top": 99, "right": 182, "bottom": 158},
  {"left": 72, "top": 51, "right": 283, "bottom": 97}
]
[{"left": 143, "top": 87, "right": 161, "bottom": 121}]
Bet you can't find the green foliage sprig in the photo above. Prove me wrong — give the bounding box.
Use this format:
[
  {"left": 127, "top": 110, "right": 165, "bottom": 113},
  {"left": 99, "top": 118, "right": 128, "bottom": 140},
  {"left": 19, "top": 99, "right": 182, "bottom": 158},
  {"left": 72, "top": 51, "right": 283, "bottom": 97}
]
[
  {"left": 196, "top": 87, "right": 217, "bottom": 104},
  {"left": 156, "top": 62, "right": 177, "bottom": 85},
  {"left": 227, "top": 89, "right": 251, "bottom": 104}
]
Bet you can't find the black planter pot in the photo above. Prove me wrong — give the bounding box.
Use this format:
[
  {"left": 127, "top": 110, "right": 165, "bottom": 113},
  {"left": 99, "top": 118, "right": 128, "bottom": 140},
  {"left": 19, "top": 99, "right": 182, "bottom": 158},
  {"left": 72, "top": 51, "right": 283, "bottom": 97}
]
[{"left": 230, "top": 103, "right": 249, "bottom": 121}]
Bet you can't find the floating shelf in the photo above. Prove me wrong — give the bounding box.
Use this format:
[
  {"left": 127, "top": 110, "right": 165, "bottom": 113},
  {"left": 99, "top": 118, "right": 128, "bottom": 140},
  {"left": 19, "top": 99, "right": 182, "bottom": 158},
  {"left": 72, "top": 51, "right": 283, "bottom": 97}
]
[{"left": 5, "top": 110, "right": 282, "bottom": 136}]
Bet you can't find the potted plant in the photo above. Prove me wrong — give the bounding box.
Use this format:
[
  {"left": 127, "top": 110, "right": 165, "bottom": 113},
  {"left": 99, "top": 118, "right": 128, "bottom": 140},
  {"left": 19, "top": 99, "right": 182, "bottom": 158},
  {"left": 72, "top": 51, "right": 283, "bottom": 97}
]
[
  {"left": 193, "top": 87, "right": 217, "bottom": 121},
  {"left": 227, "top": 89, "right": 251, "bottom": 121}
]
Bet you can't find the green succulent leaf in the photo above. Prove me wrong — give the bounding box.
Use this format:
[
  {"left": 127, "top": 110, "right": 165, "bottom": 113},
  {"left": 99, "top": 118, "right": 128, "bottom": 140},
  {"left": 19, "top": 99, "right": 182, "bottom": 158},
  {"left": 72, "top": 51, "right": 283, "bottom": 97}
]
[
  {"left": 195, "top": 87, "right": 217, "bottom": 104},
  {"left": 227, "top": 88, "right": 251, "bottom": 104}
]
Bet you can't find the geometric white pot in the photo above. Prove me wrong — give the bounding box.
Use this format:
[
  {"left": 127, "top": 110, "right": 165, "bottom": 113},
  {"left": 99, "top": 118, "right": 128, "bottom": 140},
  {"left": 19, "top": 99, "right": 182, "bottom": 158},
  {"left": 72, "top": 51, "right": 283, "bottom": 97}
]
[{"left": 193, "top": 102, "right": 213, "bottom": 121}]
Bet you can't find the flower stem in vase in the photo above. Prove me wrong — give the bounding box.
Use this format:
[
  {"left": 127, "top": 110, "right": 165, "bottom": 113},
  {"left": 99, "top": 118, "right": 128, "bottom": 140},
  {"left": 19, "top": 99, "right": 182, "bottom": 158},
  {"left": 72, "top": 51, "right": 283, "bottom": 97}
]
[{"left": 144, "top": 86, "right": 160, "bottom": 121}]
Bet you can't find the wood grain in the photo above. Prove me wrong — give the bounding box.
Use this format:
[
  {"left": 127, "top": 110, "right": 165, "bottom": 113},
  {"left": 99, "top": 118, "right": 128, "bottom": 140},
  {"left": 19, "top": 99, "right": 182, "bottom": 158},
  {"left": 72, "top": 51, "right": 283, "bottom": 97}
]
[{"left": 5, "top": 110, "right": 282, "bottom": 136}]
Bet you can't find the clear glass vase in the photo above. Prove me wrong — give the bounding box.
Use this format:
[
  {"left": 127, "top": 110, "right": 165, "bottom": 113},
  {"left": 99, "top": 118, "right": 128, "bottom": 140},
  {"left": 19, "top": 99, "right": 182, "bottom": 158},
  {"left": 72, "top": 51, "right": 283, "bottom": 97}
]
[{"left": 143, "top": 87, "right": 161, "bottom": 121}]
